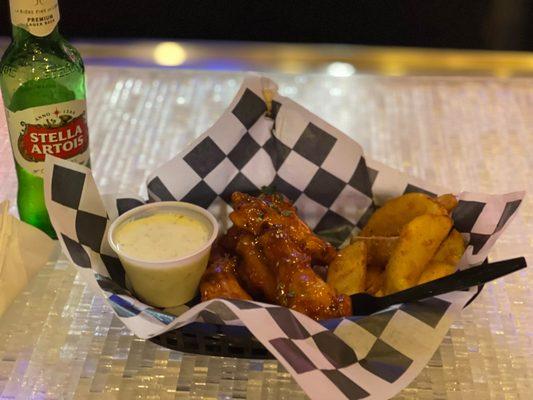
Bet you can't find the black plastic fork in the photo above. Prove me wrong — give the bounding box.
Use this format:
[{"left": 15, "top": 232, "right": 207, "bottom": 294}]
[{"left": 351, "top": 257, "right": 527, "bottom": 316}]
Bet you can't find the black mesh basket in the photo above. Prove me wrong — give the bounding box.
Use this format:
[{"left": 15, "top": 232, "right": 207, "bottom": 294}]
[{"left": 150, "top": 322, "right": 275, "bottom": 359}]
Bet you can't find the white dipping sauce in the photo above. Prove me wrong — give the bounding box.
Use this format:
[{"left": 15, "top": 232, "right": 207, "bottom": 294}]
[{"left": 114, "top": 212, "right": 209, "bottom": 262}]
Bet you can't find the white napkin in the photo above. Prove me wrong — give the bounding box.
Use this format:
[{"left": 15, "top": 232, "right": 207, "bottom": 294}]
[{"left": 0, "top": 200, "right": 58, "bottom": 317}]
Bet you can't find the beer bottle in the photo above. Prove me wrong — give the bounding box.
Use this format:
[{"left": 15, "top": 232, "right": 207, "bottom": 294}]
[{"left": 0, "top": 0, "right": 90, "bottom": 238}]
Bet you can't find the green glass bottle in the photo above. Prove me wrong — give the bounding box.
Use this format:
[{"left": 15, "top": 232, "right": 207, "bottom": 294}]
[{"left": 0, "top": 0, "right": 90, "bottom": 238}]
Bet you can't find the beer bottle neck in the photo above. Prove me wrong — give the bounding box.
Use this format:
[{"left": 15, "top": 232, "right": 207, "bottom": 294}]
[{"left": 12, "top": 25, "right": 61, "bottom": 43}]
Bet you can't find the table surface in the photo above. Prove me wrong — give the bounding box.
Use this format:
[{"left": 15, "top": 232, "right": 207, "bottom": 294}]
[{"left": 0, "top": 68, "right": 531, "bottom": 400}]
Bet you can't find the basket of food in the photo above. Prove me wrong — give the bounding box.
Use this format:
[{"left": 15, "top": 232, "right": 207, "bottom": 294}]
[{"left": 44, "top": 76, "right": 526, "bottom": 400}]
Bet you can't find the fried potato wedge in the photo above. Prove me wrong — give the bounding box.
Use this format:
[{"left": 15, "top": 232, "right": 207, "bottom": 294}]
[
  {"left": 384, "top": 214, "right": 453, "bottom": 294},
  {"left": 418, "top": 261, "right": 457, "bottom": 285},
  {"left": 436, "top": 194, "right": 458, "bottom": 213},
  {"left": 365, "top": 264, "right": 385, "bottom": 296},
  {"left": 431, "top": 229, "right": 465, "bottom": 265},
  {"left": 327, "top": 240, "right": 367, "bottom": 296},
  {"left": 359, "top": 193, "right": 448, "bottom": 237},
  {"left": 352, "top": 236, "right": 398, "bottom": 269}
]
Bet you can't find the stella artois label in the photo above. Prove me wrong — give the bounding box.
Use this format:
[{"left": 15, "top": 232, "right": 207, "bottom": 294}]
[
  {"left": 10, "top": 0, "right": 60, "bottom": 37},
  {"left": 6, "top": 99, "right": 90, "bottom": 178}
]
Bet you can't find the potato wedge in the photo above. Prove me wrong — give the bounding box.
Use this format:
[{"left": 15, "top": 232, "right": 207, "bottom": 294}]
[
  {"left": 359, "top": 193, "right": 448, "bottom": 237},
  {"left": 436, "top": 194, "right": 458, "bottom": 213},
  {"left": 352, "top": 236, "right": 398, "bottom": 269},
  {"left": 327, "top": 240, "right": 367, "bottom": 296},
  {"left": 418, "top": 261, "right": 457, "bottom": 284},
  {"left": 365, "top": 264, "right": 385, "bottom": 296},
  {"left": 431, "top": 229, "right": 465, "bottom": 265},
  {"left": 384, "top": 214, "right": 453, "bottom": 294}
]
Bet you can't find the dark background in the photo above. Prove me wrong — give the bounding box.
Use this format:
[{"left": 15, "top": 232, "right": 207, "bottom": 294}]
[{"left": 1, "top": 0, "right": 532, "bottom": 50}]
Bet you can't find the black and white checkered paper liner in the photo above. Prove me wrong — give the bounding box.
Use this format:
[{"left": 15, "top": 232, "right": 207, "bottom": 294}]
[{"left": 43, "top": 76, "right": 524, "bottom": 400}]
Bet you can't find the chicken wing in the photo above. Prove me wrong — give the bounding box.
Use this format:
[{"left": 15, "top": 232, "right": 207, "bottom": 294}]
[
  {"left": 200, "top": 246, "right": 252, "bottom": 301},
  {"left": 234, "top": 233, "right": 277, "bottom": 302},
  {"left": 219, "top": 225, "right": 242, "bottom": 252},
  {"left": 200, "top": 192, "right": 349, "bottom": 320},
  {"left": 230, "top": 192, "right": 336, "bottom": 264},
  {"left": 260, "top": 229, "right": 352, "bottom": 320}
]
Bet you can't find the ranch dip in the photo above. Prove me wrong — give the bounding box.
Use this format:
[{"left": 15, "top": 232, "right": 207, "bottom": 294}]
[{"left": 114, "top": 212, "right": 210, "bottom": 262}]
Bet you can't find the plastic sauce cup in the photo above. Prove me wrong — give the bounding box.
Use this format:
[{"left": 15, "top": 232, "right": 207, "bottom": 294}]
[{"left": 107, "top": 202, "right": 218, "bottom": 308}]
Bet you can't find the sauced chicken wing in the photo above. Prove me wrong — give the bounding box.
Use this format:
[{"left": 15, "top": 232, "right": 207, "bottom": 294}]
[
  {"left": 200, "top": 246, "right": 252, "bottom": 301},
  {"left": 230, "top": 192, "right": 336, "bottom": 264},
  {"left": 219, "top": 225, "right": 277, "bottom": 302},
  {"left": 234, "top": 233, "right": 277, "bottom": 302},
  {"left": 260, "top": 229, "right": 352, "bottom": 320},
  {"left": 219, "top": 225, "right": 242, "bottom": 252},
  {"left": 200, "top": 191, "right": 350, "bottom": 320}
]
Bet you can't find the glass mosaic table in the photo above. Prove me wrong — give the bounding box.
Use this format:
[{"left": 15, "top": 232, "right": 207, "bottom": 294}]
[{"left": 0, "top": 68, "right": 531, "bottom": 399}]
